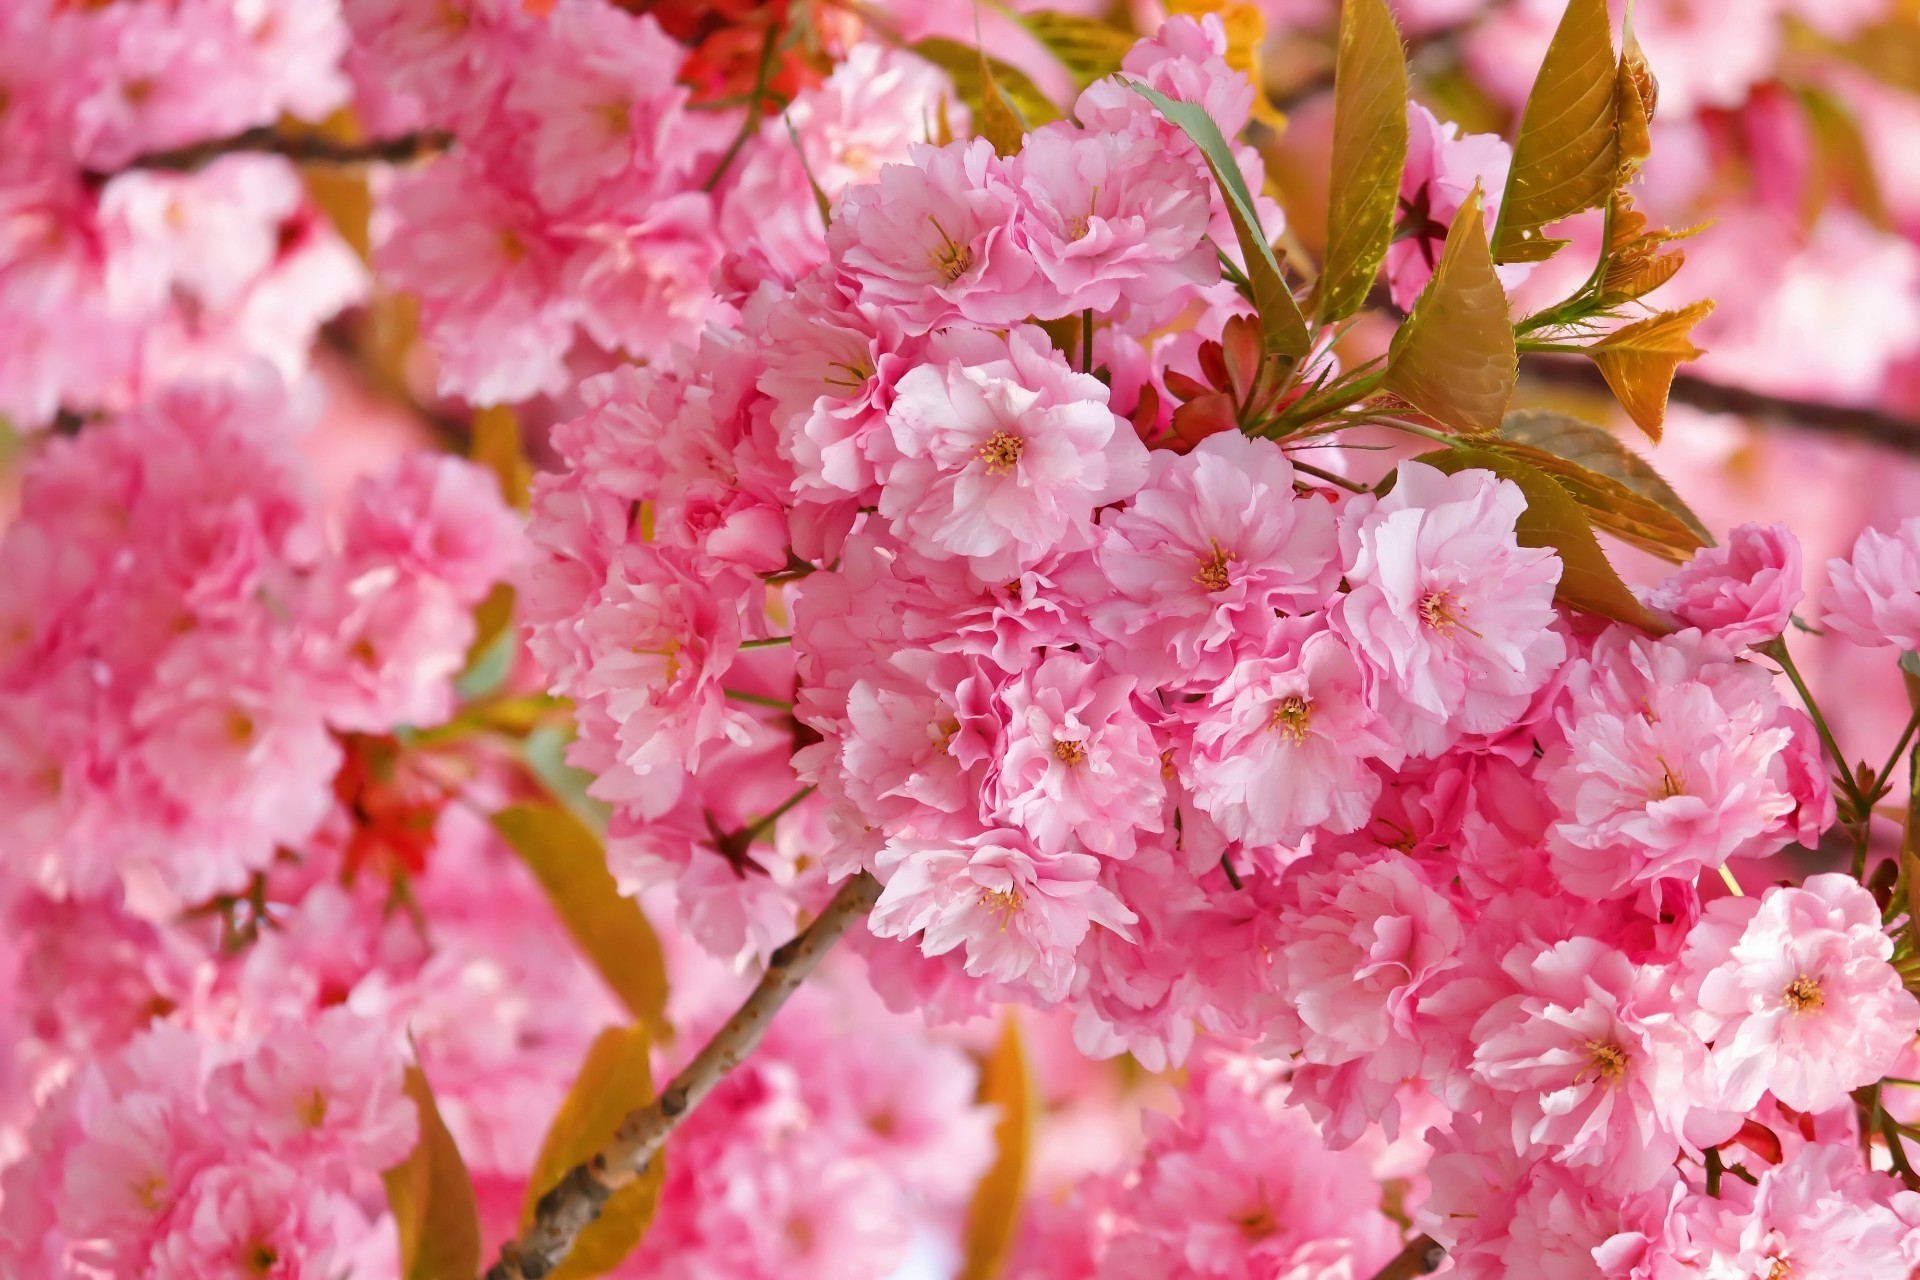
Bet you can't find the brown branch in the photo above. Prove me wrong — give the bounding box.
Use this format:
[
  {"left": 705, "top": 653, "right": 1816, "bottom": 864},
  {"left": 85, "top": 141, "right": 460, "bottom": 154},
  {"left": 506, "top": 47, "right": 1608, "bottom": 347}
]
[
  {"left": 1522, "top": 356, "right": 1920, "bottom": 456},
  {"left": 95, "top": 128, "right": 453, "bottom": 178},
  {"left": 486, "top": 871, "right": 884, "bottom": 1280},
  {"left": 1367, "top": 1234, "right": 1445, "bottom": 1280}
]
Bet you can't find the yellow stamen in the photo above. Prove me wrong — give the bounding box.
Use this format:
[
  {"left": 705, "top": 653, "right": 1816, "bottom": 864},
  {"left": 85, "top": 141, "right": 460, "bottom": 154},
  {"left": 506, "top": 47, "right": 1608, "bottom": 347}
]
[
  {"left": 976, "top": 431, "right": 1025, "bottom": 476},
  {"left": 1194, "top": 539, "right": 1233, "bottom": 592},
  {"left": 1782, "top": 974, "right": 1824, "bottom": 1013},
  {"left": 1269, "top": 694, "right": 1313, "bottom": 743},
  {"left": 1053, "top": 739, "right": 1086, "bottom": 767}
]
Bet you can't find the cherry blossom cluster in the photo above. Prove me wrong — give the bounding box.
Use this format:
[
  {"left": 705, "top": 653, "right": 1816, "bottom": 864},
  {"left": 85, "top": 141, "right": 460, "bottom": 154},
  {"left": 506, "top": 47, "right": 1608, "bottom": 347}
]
[
  {"left": 526, "top": 12, "right": 1920, "bottom": 1274},
  {"left": 0, "top": 0, "right": 364, "bottom": 428}
]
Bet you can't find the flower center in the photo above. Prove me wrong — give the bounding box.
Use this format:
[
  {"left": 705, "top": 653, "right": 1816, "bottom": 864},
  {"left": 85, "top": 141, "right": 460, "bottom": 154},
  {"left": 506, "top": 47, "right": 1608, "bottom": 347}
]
[
  {"left": 1767, "top": 1259, "right": 1791, "bottom": 1280},
  {"left": 1653, "top": 756, "right": 1687, "bottom": 800},
  {"left": 822, "top": 358, "right": 875, "bottom": 393},
  {"left": 1578, "top": 1039, "right": 1630, "bottom": 1085},
  {"left": 976, "top": 431, "right": 1025, "bottom": 476},
  {"left": 1782, "top": 974, "right": 1824, "bottom": 1012},
  {"left": 300, "top": 1086, "right": 328, "bottom": 1129},
  {"left": 1269, "top": 694, "right": 1313, "bottom": 743},
  {"left": 932, "top": 714, "right": 961, "bottom": 755},
  {"left": 596, "top": 99, "right": 631, "bottom": 136},
  {"left": 928, "top": 215, "right": 974, "bottom": 283},
  {"left": 1053, "top": 739, "right": 1086, "bottom": 767},
  {"left": 1418, "top": 588, "right": 1471, "bottom": 634},
  {"left": 1194, "top": 539, "right": 1233, "bottom": 592},
  {"left": 979, "top": 886, "right": 1024, "bottom": 929},
  {"left": 245, "top": 1242, "right": 279, "bottom": 1276}
]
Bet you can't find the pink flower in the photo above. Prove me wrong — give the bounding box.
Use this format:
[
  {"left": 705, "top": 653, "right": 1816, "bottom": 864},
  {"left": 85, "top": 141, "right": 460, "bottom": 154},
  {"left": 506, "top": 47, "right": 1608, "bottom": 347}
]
[
  {"left": 1645, "top": 522, "right": 1803, "bottom": 648},
  {"left": 1679, "top": 874, "right": 1920, "bottom": 1113},
  {"left": 870, "top": 831, "right": 1136, "bottom": 1003},
  {"left": 1678, "top": 1143, "right": 1913, "bottom": 1279},
  {"left": 336, "top": 454, "right": 525, "bottom": 603},
  {"left": 1335, "top": 461, "right": 1566, "bottom": 756},
  {"left": 1822, "top": 516, "right": 1920, "bottom": 650},
  {"left": 994, "top": 652, "right": 1164, "bottom": 860},
  {"left": 879, "top": 325, "right": 1148, "bottom": 578},
  {"left": 1388, "top": 103, "right": 1524, "bottom": 310},
  {"left": 1075, "top": 15, "right": 1255, "bottom": 141},
  {"left": 1009, "top": 122, "right": 1217, "bottom": 316},
  {"left": 837, "top": 647, "right": 1006, "bottom": 840},
  {"left": 1182, "top": 622, "right": 1398, "bottom": 845},
  {"left": 827, "top": 138, "right": 1040, "bottom": 334},
  {"left": 1543, "top": 629, "right": 1813, "bottom": 900},
  {"left": 148, "top": 1157, "right": 339, "bottom": 1280},
  {"left": 1090, "top": 430, "right": 1341, "bottom": 690},
  {"left": 1468, "top": 937, "right": 1705, "bottom": 1192}
]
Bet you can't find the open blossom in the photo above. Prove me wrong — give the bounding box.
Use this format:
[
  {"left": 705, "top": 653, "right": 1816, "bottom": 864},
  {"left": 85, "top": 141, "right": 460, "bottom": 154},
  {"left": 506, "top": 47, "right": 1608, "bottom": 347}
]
[
  {"left": 837, "top": 647, "right": 1006, "bottom": 841},
  {"left": 1389, "top": 103, "right": 1521, "bottom": 309},
  {"left": 1182, "top": 622, "right": 1399, "bottom": 845},
  {"left": 1469, "top": 937, "right": 1705, "bottom": 1192},
  {"left": 1679, "top": 874, "right": 1920, "bottom": 1113},
  {"left": 995, "top": 652, "right": 1164, "bottom": 860},
  {"left": 147, "top": 1157, "right": 340, "bottom": 1280},
  {"left": 1822, "top": 516, "right": 1920, "bottom": 650},
  {"left": 1090, "top": 431, "right": 1341, "bottom": 689},
  {"left": 1335, "top": 461, "right": 1565, "bottom": 755},
  {"left": 1677, "top": 1143, "right": 1914, "bottom": 1278},
  {"left": 870, "top": 831, "right": 1136, "bottom": 1003},
  {"left": 1009, "top": 122, "right": 1218, "bottom": 315},
  {"left": 1645, "top": 521, "right": 1803, "bottom": 648},
  {"left": 879, "top": 325, "right": 1148, "bottom": 577},
  {"left": 1075, "top": 14, "right": 1256, "bottom": 141},
  {"left": 828, "top": 138, "right": 1040, "bottom": 333},
  {"left": 1543, "top": 628, "right": 1820, "bottom": 900}
]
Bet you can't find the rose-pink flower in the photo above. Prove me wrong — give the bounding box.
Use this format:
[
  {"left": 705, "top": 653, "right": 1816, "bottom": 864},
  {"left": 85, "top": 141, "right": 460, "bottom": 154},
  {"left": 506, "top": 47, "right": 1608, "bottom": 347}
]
[
  {"left": 1679, "top": 873, "right": 1920, "bottom": 1113},
  {"left": 1335, "top": 461, "right": 1566, "bottom": 756},
  {"left": 879, "top": 325, "right": 1148, "bottom": 578},
  {"left": 1388, "top": 103, "right": 1525, "bottom": 310},
  {"left": 1645, "top": 521, "right": 1803, "bottom": 648},
  {"left": 1822, "top": 515, "right": 1920, "bottom": 650}
]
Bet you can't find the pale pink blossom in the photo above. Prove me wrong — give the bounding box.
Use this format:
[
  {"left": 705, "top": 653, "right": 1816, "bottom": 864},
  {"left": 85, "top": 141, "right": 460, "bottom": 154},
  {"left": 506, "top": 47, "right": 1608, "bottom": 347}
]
[
  {"left": 1677, "top": 1143, "right": 1913, "bottom": 1279},
  {"left": 1090, "top": 430, "right": 1341, "bottom": 689},
  {"left": 1823, "top": 516, "right": 1920, "bottom": 650},
  {"left": 1389, "top": 103, "right": 1525, "bottom": 310},
  {"left": 1075, "top": 15, "right": 1255, "bottom": 141},
  {"left": 870, "top": 831, "right": 1136, "bottom": 1003},
  {"left": 1182, "top": 622, "right": 1398, "bottom": 845},
  {"left": 1645, "top": 521, "right": 1803, "bottom": 648},
  {"left": 1679, "top": 874, "right": 1920, "bottom": 1113},
  {"left": 994, "top": 652, "right": 1164, "bottom": 860},
  {"left": 1335, "top": 461, "right": 1566, "bottom": 756},
  {"left": 148, "top": 1157, "right": 340, "bottom": 1280},
  {"left": 880, "top": 325, "right": 1148, "bottom": 577}
]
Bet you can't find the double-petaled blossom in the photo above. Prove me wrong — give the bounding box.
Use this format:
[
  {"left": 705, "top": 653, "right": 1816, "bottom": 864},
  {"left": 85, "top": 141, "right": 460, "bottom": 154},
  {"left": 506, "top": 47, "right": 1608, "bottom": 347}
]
[
  {"left": 1645, "top": 521, "right": 1804, "bottom": 648},
  {"left": 1822, "top": 516, "right": 1920, "bottom": 651}
]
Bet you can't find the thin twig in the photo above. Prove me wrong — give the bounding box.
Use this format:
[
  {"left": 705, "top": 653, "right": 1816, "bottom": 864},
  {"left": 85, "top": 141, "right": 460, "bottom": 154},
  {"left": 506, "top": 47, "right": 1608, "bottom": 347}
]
[
  {"left": 98, "top": 128, "right": 452, "bottom": 177},
  {"left": 1366, "top": 1234, "right": 1444, "bottom": 1280},
  {"left": 703, "top": 20, "right": 784, "bottom": 193},
  {"left": 1522, "top": 356, "right": 1920, "bottom": 456},
  {"left": 488, "top": 871, "right": 884, "bottom": 1280}
]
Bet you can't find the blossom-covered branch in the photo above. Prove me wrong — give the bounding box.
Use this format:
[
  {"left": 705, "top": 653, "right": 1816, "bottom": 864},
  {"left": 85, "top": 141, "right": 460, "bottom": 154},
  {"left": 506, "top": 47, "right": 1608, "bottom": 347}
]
[
  {"left": 488, "top": 872, "right": 884, "bottom": 1280},
  {"left": 98, "top": 126, "right": 454, "bottom": 177}
]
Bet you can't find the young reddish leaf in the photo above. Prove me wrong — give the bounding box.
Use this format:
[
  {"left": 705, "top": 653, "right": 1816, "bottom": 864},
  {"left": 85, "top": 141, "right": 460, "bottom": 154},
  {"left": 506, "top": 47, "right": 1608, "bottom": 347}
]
[
  {"left": 1219, "top": 314, "right": 1264, "bottom": 406},
  {"left": 1130, "top": 82, "right": 1312, "bottom": 361},
  {"left": 1162, "top": 367, "right": 1214, "bottom": 402},
  {"left": 492, "top": 804, "right": 671, "bottom": 1038},
  {"left": 1492, "top": 0, "right": 1618, "bottom": 263},
  {"left": 1416, "top": 446, "right": 1664, "bottom": 630},
  {"left": 1495, "top": 410, "right": 1711, "bottom": 561},
  {"left": 1583, "top": 301, "right": 1714, "bottom": 443},
  {"left": 1128, "top": 382, "right": 1162, "bottom": 441},
  {"left": 384, "top": 1064, "right": 482, "bottom": 1280},
  {"left": 1165, "top": 0, "right": 1286, "bottom": 128},
  {"left": 1015, "top": 10, "right": 1135, "bottom": 89},
  {"left": 520, "top": 1025, "right": 665, "bottom": 1280},
  {"left": 1730, "top": 1118, "right": 1785, "bottom": 1166},
  {"left": 1383, "top": 189, "right": 1516, "bottom": 435},
  {"left": 1318, "top": 0, "right": 1409, "bottom": 323},
  {"left": 1172, "top": 391, "right": 1241, "bottom": 445},
  {"left": 957, "top": 1015, "right": 1033, "bottom": 1280},
  {"left": 1613, "top": 18, "right": 1655, "bottom": 175}
]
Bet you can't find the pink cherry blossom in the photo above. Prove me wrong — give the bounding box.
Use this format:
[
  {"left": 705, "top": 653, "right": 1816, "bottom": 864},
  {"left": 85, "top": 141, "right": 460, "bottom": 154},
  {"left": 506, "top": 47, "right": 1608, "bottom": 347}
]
[
  {"left": 1090, "top": 430, "right": 1341, "bottom": 689},
  {"left": 1389, "top": 103, "right": 1524, "bottom": 310},
  {"left": 880, "top": 325, "right": 1148, "bottom": 577},
  {"left": 147, "top": 1157, "right": 340, "bottom": 1280},
  {"left": 1822, "top": 516, "right": 1920, "bottom": 650},
  {"left": 1335, "top": 461, "right": 1566, "bottom": 756},
  {"left": 1645, "top": 521, "right": 1804, "bottom": 648},
  {"left": 1679, "top": 874, "right": 1920, "bottom": 1113}
]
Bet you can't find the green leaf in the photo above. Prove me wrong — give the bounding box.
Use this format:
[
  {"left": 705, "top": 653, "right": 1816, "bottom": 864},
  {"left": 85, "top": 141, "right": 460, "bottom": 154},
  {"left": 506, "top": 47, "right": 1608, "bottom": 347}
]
[
  {"left": 1383, "top": 189, "right": 1516, "bottom": 434},
  {"left": 1013, "top": 10, "right": 1135, "bottom": 88},
  {"left": 520, "top": 1025, "right": 665, "bottom": 1280},
  {"left": 1583, "top": 300, "right": 1714, "bottom": 443},
  {"left": 1319, "top": 0, "right": 1408, "bottom": 323},
  {"left": 912, "top": 38, "right": 1062, "bottom": 136},
  {"left": 1417, "top": 446, "right": 1664, "bottom": 630},
  {"left": 1491, "top": 0, "right": 1617, "bottom": 263},
  {"left": 957, "top": 1015, "right": 1033, "bottom": 1280},
  {"left": 1903, "top": 650, "right": 1920, "bottom": 683},
  {"left": 384, "top": 1063, "right": 482, "bottom": 1280},
  {"left": 492, "top": 804, "right": 670, "bottom": 1037},
  {"left": 1129, "top": 82, "right": 1311, "bottom": 361},
  {"left": 1494, "top": 410, "right": 1711, "bottom": 562}
]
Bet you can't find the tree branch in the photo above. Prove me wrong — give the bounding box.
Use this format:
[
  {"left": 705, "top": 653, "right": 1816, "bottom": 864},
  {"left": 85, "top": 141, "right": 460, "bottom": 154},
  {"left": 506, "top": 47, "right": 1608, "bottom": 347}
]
[
  {"left": 485, "top": 871, "right": 884, "bottom": 1280},
  {"left": 1367, "top": 1234, "right": 1445, "bottom": 1280},
  {"left": 1522, "top": 356, "right": 1920, "bottom": 455},
  {"left": 96, "top": 127, "right": 453, "bottom": 178}
]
